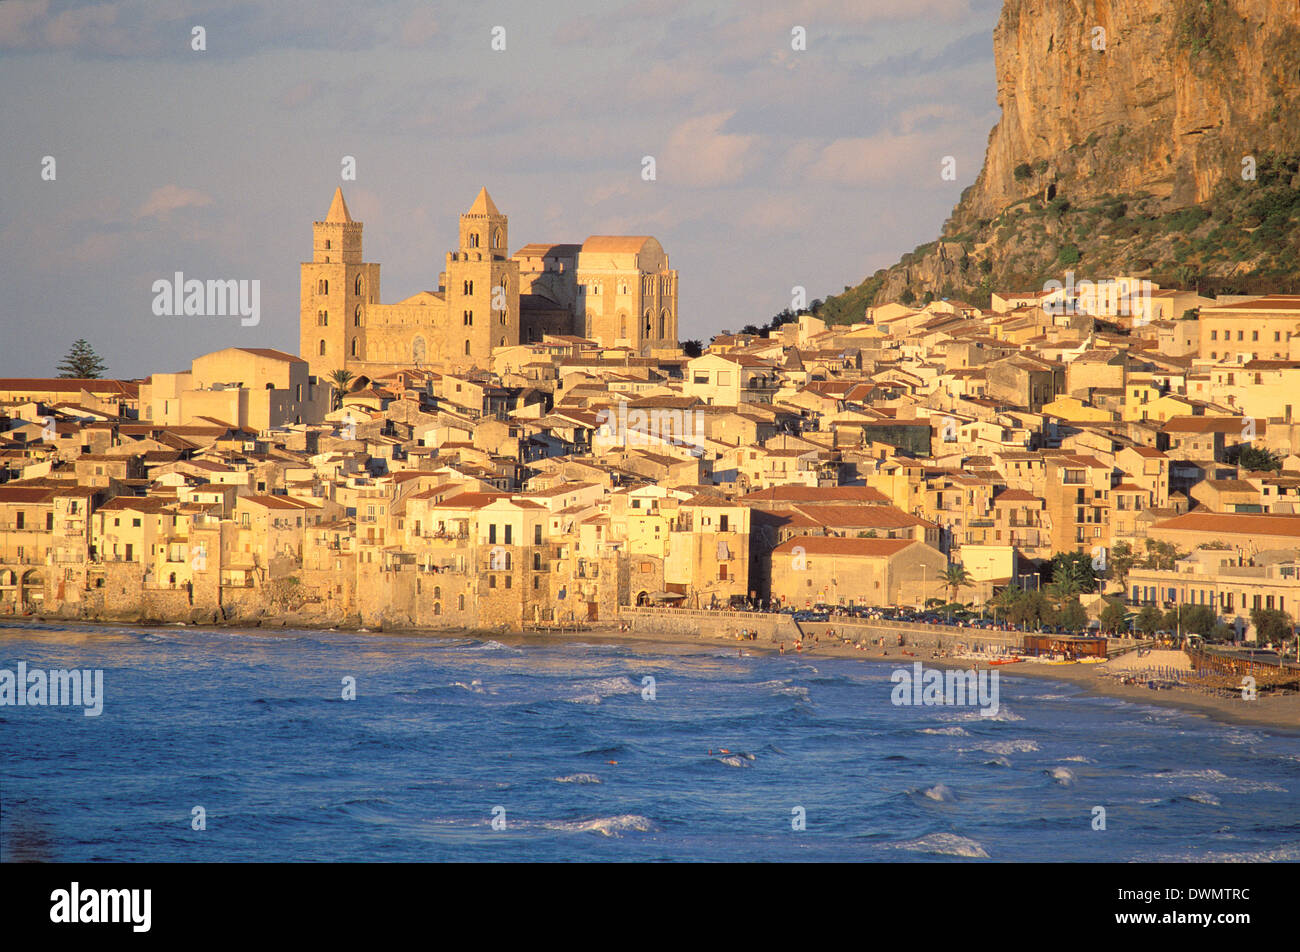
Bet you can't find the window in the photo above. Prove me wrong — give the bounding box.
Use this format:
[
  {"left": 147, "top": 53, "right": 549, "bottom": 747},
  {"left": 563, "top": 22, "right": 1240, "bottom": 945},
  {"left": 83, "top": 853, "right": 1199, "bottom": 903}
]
[
  {"left": 534, "top": 524, "right": 542, "bottom": 545},
  {"left": 504, "top": 525, "right": 512, "bottom": 545},
  {"left": 319, "top": 340, "right": 327, "bottom": 356},
  {"left": 15, "top": 512, "right": 24, "bottom": 530},
  {"left": 354, "top": 306, "right": 362, "bottom": 327}
]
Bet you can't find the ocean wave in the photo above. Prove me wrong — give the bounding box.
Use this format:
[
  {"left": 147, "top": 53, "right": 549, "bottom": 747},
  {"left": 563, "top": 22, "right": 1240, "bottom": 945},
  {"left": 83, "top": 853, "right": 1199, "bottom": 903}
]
[
  {"left": 918, "top": 726, "right": 969, "bottom": 736},
  {"left": 922, "top": 783, "right": 957, "bottom": 802},
  {"left": 893, "top": 833, "right": 988, "bottom": 859},
  {"left": 554, "top": 773, "right": 602, "bottom": 784},
  {"left": 566, "top": 676, "right": 640, "bottom": 705},
  {"left": 716, "top": 752, "right": 756, "bottom": 768},
  {"left": 972, "top": 739, "right": 1040, "bottom": 756},
  {"left": 1047, "top": 767, "right": 1075, "bottom": 786},
  {"left": 984, "top": 756, "right": 1012, "bottom": 767},
  {"left": 545, "top": 814, "right": 655, "bottom": 836},
  {"left": 1150, "top": 768, "right": 1285, "bottom": 793},
  {"left": 1060, "top": 755, "right": 1092, "bottom": 763}
]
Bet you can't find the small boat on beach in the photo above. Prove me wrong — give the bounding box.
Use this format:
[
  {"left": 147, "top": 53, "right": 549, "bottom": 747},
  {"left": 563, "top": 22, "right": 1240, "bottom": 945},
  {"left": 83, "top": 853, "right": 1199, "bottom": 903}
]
[{"left": 987, "top": 657, "right": 1024, "bottom": 666}]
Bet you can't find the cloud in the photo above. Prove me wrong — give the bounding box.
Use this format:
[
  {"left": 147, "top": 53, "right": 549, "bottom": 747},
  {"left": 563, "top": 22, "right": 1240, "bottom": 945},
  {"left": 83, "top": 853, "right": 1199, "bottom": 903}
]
[
  {"left": 662, "top": 112, "right": 761, "bottom": 188},
  {"left": 396, "top": 7, "right": 438, "bottom": 48},
  {"left": 280, "top": 80, "right": 319, "bottom": 108},
  {"left": 136, "top": 185, "right": 213, "bottom": 221}
]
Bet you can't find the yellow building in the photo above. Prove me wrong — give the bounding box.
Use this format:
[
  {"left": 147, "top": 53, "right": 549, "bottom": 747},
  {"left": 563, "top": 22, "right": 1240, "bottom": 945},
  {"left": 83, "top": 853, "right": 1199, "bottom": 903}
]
[
  {"left": 142, "top": 347, "right": 326, "bottom": 430},
  {"left": 1200, "top": 295, "right": 1300, "bottom": 364}
]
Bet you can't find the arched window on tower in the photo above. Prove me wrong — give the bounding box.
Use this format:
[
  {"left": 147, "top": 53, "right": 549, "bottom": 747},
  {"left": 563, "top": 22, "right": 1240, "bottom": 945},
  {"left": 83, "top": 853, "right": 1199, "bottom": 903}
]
[
  {"left": 323, "top": 279, "right": 329, "bottom": 295},
  {"left": 319, "top": 340, "right": 327, "bottom": 356},
  {"left": 660, "top": 310, "right": 668, "bottom": 338},
  {"left": 492, "top": 229, "right": 502, "bottom": 249},
  {"left": 355, "top": 274, "right": 363, "bottom": 297},
  {"left": 350, "top": 338, "right": 358, "bottom": 357},
  {"left": 354, "top": 305, "right": 362, "bottom": 327},
  {"left": 470, "top": 233, "right": 480, "bottom": 248},
  {"left": 464, "top": 340, "right": 471, "bottom": 356}
]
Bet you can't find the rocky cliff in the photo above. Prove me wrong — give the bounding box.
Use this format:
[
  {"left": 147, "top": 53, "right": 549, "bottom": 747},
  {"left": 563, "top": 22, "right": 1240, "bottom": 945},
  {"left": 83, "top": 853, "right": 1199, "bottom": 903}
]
[{"left": 821, "top": 0, "right": 1300, "bottom": 320}]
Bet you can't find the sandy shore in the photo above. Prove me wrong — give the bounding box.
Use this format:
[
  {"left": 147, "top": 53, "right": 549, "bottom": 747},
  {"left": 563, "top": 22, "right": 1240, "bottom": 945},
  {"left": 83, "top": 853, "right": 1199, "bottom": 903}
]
[{"left": 8, "top": 615, "right": 1299, "bottom": 732}]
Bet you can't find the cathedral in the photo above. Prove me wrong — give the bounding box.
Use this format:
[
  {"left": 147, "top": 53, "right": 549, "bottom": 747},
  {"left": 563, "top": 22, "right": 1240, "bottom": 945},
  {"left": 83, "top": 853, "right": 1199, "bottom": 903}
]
[{"left": 299, "top": 187, "right": 679, "bottom": 380}]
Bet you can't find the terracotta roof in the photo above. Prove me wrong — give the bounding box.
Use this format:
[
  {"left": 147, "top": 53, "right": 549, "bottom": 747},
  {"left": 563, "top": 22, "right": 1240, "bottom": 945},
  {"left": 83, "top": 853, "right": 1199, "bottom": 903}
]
[
  {"left": 772, "top": 536, "right": 916, "bottom": 557},
  {"left": 1153, "top": 512, "right": 1300, "bottom": 537}
]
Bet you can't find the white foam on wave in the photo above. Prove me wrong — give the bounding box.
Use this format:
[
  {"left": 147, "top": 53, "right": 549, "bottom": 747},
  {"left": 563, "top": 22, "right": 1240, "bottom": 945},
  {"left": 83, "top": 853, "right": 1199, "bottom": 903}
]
[
  {"left": 984, "top": 756, "right": 1012, "bottom": 767},
  {"left": 972, "top": 739, "right": 1040, "bottom": 756},
  {"left": 566, "top": 675, "right": 640, "bottom": 705},
  {"left": 554, "top": 773, "right": 601, "bottom": 784},
  {"left": 1060, "top": 755, "right": 1092, "bottom": 763},
  {"left": 1048, "top": 766, "right": 1075, "bottom": 786},
  {"left": 546, "top": 814, "right": 654, "bottom": 836},
  {"left": 451, "top": 679, "right": 485, "bottom": 693},
  {"left": 718, "top": 754, "right": 753, "bottom": 768},
  {"left": 1187, "top": 792, "right": 1221, "bottom": 806},
  {"left": 894, "top": 833, "right": 988, "bottom": 859},
  {"left": 923, "top": 783, "right": 957, "bottom": 802},
  {"left": 1151, "top": 768, "right": 1285, "bottom": 793},
  {"left": 919, "top": 726, "right": 970, "bottom": 737}
]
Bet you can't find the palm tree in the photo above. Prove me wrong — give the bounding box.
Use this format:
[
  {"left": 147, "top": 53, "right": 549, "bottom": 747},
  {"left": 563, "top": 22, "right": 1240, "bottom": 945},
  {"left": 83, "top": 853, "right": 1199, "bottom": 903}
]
[
  {"left": 990, "top": 584, "right": 1022, "bottom": 627},
  {"left": 942, "top": 563, "right": 972, "bottom": 620},
  {"left": 328, "top": 368, "right": 354, "bottom": 411}
]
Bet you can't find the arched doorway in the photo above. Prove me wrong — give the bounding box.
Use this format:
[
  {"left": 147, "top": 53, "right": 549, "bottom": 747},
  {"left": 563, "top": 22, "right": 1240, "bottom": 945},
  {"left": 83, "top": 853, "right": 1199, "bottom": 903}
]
[{"left": 20, "top": 569, "right": 44, "bottom": 608}]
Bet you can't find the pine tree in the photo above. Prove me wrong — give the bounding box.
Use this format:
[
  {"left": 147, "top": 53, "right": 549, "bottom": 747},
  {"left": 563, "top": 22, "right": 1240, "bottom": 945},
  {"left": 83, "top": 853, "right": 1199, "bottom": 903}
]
[{"left": 56, "top": 339, "right": 107, "bottom": 379}]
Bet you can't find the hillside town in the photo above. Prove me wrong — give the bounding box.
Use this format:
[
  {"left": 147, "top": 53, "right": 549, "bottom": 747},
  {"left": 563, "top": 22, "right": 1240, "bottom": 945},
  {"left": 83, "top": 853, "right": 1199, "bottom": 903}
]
[{"left": 3, "top": 190, "right": 1300, "bottom": 644}]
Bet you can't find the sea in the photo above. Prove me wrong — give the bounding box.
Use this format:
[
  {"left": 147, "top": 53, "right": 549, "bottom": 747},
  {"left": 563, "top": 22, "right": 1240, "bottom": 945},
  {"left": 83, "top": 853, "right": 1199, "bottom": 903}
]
[{"left": 2, "top": 622, "right": 1298, "bottom": 862}]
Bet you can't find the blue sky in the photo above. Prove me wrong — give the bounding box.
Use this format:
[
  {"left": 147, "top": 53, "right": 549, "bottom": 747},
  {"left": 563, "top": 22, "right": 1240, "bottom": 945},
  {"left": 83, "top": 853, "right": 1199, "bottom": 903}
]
[{"left": 0, "top": 0, "right": 1003, "bottom": 378}]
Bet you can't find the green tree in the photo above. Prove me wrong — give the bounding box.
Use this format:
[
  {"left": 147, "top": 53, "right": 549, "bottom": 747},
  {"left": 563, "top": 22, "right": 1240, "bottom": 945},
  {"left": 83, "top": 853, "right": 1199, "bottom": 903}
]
[
  {"left": 57, "top": 339, "right": 107, "bottom": 378},
  {"left": 1250, "top": 607, "right": 1294, "bottom": 642},
  {"left": 1142, "top": 539, "right": 1182, "bottom": 571},
  {"left": 1109, "top": 540, "right": 1139, "bottom": 590},
  {"left": 681, "top": 340, "right": 704, "bottom": 358},
  {"left": 1163, "top": 604, "right": 1217, "bottom": 636},
  {"left": 1008, "top": 590, "right": 1050, "bottom": 629},
  {"left": 1237, "top": 444, "right": 1282, "bottom": 473},
  {"left": 1050, "top": 551, "right": 1098, "bottom": 592},
  {"left": 1136, "top": 605, "right": 1164, "bottom": 635},
  {"left": 1057, "top": 598, "right": 1089, "bottom": 633},
  {"left": 1100, "top": 599, "right": 1129, "bottom": 634},
  {"left": 327, "top": 369, "right": 355, "bottom": 411}
]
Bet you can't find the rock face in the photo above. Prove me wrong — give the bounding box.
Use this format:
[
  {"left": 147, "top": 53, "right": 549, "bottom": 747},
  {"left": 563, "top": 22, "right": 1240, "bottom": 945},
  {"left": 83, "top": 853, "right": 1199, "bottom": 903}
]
[
  {"left": 827, "top": 0, "right": 1300, "bottom": 314},
  {"left": 956, "top": 0, "right": 1300, "bottom": 226}
]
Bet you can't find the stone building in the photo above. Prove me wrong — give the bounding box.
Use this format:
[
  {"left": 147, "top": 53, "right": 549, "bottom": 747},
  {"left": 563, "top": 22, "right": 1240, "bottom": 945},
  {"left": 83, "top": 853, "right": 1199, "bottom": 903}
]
[{"left": 300, "top": 187, "right": 679, "bottom": 382}]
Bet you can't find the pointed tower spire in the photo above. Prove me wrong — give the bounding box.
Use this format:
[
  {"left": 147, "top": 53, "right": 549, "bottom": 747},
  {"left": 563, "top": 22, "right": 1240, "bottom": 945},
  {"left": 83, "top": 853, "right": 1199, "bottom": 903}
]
[
  {"left": 467, "top": 186, "right": 500, "bottom": 217},
  {"left": 325, "top": 187, "right": 353, "bottom": 223}
]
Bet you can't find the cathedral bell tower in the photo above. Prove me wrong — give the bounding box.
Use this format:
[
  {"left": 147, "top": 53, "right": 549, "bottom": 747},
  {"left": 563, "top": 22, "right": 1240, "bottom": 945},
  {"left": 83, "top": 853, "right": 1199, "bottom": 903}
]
[
  {"left": 446, "top": 187, "right": 519, "bottom": 370},
  {"left": 300, "top": 187, "right": 380, "bottom": 381}
]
